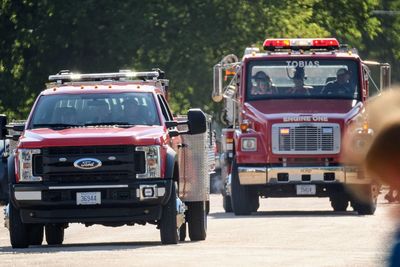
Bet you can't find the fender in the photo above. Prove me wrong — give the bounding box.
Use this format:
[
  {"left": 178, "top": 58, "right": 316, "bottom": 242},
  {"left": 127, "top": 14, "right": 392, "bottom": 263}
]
[
  {"left": 7, "top": 154, "right": 16, "bottom": 184},
  {"left": 1, "top": 153, "right": 15, "bottom": 204},
  {"left": 0, "top": 155, "right": 9, "bottom": 202},
  {"left": 234, "top": 129, "right": 268, "bottom": 164},
  {"left": 165, "top": 146, "right": 178, "bottom": 180}
]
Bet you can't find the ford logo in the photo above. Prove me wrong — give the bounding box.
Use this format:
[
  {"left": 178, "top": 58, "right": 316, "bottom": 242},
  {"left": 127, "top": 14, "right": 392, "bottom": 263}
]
[{"left": 73, "top": 158, "right": 102, "bottom": 170}]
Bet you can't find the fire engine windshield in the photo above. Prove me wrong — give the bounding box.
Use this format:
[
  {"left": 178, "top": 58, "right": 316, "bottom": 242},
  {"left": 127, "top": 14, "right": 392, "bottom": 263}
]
[
  {"left": 246, "top": 59, "right": 360, "bottom": 101},
  {"left": 28, "top": 92, "right": 161, "bottom": 129}
]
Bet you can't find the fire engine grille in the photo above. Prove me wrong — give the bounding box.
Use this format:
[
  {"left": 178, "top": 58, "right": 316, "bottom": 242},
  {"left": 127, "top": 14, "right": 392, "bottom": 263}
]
[
  {"left": 271, "top": 123, "right": 340, "bottom": 154},
  {"left": 33, "top": 145, "right": 144, "bottom": 183}
]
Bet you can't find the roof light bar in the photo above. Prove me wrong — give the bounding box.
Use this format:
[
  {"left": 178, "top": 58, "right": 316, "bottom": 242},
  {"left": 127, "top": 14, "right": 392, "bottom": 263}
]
[
  {"left": 48, "top": 70, "right": 160, "bottom": 83},
  {"left": 263, "top": 38, "right": 340, "bottom": 51}
]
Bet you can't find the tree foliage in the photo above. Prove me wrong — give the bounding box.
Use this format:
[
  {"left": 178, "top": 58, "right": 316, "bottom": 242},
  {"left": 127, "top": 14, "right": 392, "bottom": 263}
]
[
  {"left": 0, "top": 0, "right": 393, "bottom": 120},
  {"left": 362, "top": 0, "right": 400, "bottom": 82}
]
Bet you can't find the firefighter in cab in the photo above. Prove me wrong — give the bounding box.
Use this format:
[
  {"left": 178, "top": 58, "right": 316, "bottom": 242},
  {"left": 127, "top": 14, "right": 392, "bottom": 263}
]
[
  {"left": 251, "top": 71, "right": 276, "bottom": 95},
  {"left": 289, "top": 67, "right": 311, "bottom": 95}
]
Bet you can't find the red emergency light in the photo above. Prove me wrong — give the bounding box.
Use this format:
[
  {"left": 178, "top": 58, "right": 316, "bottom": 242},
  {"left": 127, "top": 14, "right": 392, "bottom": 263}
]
[{"left": 263, "top": 38, "right": 340, "bottom": 51}]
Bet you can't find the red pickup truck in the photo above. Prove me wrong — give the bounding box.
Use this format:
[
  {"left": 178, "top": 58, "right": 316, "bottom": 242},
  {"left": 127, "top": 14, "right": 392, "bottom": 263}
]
[{"left": 1, "top": 69, "right": 209, "bottom": 248}]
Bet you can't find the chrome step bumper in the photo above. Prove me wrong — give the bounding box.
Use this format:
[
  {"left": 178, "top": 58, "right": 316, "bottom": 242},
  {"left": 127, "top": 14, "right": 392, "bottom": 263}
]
[{"left": 238, "top": 166, "right": 370, "bottom": 185}]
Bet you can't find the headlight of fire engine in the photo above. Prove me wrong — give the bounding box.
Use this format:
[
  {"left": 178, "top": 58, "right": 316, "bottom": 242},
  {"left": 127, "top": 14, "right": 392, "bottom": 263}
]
[
  {"left": 135, "top": 145, "right": 161, "bottom": 179},
  {"left": 16, "top": 149, "right": 42, "bottom": 182},
  {"left": 241, "top": 137, "right": 257, "bottom": 152}
]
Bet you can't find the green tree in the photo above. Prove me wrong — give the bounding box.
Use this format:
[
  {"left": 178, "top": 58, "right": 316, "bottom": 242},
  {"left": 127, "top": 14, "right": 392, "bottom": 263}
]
[
  {"left": 362, "top": 0, "right": 400, "bottom": 83},
  {"left": 0, "top": 0, "right": 385, "bottom": 120}
]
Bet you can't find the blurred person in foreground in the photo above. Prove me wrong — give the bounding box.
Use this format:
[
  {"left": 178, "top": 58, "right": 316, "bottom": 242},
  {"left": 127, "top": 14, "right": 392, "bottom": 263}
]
[{"left": 343, "top": 89, "right": 400, "bottom": 267}]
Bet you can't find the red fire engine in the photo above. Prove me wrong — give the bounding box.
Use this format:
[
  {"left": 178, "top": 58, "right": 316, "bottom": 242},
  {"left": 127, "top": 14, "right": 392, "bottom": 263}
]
[
  {"left": 1, "top": 69, "right": 210, "bottom": 248},
  {"left": 212, "top": 38, "right": 391, "bottom": 215}
]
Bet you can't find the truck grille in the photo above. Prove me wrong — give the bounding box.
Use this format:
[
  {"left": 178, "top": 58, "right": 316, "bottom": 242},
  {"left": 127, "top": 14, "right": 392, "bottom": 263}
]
[
  {"left": 271, "top": 123, "right": 340, "bottom": 155},
  {"left": 33, "top": 145, "right": 144, "bottom": 183}
]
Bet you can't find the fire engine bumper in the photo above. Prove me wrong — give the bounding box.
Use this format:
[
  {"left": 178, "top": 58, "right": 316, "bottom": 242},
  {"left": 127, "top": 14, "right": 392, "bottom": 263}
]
[
  {"left": 10, "top": 179, "right": 173, "bottom": 224},
  {"left": 238, "top": 166, "right": 371, "bottom": 185}
]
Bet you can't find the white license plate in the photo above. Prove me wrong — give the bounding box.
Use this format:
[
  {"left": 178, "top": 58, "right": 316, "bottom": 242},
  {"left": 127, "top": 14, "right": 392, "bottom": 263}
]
[
  {"left": 296, "top": 185, "right": 316, "bottom": 195},
  {"left": 76, "top": 192, "right": 101, "bottom": 205}
]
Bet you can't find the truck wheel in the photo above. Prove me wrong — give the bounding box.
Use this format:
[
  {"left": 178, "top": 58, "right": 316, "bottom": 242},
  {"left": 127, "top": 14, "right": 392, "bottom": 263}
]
[
  {"left": 250, "top": 194, "right": 260, "bottom": 212},
  {"left": 330, "top": 194, "right": 349, "bottom": 212},
  {"left": 351, "top": 185, "right": 377, "bottom": 215},
  {"left": 187, "top": 201, "right": 207, "bottom": 241},
  {"left": 179, "top": 223, "right": 186, "bottom": 241},
  {"left": 231, "top": 159, "right": 252, "bottom": 215},
  {"left": 353, "top": 200, "right": 377, "bottom": 215},
  {"left": 45, "top": 224, "right": 64, "bottom": 245},
  {"left": 29, "top": 224, "right": 44, "bottom": 245},
  {"left": 160, "top": 184, "right": 179, "bottom": 244},
  {"left": 222, "top": 195, "right": 233, "bottom": 212},
  {"left": 352, "top": 197, "right": 377, "bottom": 215},
  {"left": 9, "top": 203, "right": 30, "bottom": 248}
]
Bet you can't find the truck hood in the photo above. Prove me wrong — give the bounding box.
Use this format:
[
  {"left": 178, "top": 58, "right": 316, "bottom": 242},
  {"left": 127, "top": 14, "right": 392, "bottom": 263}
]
[
  {"left": 244, "top": 99, "right": 362, "bottom": 122},
  {"left": 19, "top": 126, "right": 167, "bottom": 148}
]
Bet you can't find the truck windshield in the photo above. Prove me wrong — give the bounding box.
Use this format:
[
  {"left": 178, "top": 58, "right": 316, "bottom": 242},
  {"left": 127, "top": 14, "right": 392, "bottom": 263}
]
[
  {"left": 29, "top": 92, "right": 161, "bottom": 129},
  {"left": 246, "top": 59, "right": 360, "bottom": 101}
]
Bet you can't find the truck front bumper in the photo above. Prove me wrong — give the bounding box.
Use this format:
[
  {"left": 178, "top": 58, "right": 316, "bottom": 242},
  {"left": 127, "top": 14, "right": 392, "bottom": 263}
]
[
  {"left": 238, "top": 166, "right": 370, "bottom": 185},
  {"left": 11, "top": 179, "right": 173, "bottom": 224}
]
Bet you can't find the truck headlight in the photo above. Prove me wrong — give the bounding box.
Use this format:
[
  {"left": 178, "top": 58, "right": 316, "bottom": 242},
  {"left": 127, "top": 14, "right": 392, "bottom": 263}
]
[
  {"left": 16, "top": 149, "right": 42, "bottom": 182},
  {"left": 135, "top": 146, "right": 161, "bottom": 178},
  {"left": 241, "top": 137, "right": 257, "bottom": 151}
]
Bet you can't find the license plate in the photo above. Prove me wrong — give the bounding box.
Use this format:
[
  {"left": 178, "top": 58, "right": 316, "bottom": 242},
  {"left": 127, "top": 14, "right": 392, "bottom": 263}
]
[
  {"left": 296, "top": 185, "right": 316, "bottom": 195},
  {"left": 76, "top": 192, "right": 101, "bottom": 205}
]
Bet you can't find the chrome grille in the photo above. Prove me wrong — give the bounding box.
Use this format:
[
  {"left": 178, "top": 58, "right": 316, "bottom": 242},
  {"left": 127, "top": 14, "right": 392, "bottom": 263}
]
[{"left": 272, "top": 123, "right": 340, "bottom": 154}]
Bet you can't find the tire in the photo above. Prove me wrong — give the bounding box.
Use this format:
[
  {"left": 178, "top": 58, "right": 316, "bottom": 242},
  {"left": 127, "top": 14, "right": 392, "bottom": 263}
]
[
  {"left": 231, "top": 159, "right": 252, "bottom": 215},
  {"left": 250, "top": 194, "right": 260, "bottom": 212},
  {"left": 159, "top": 184, "right": 179, "bottom": 244},
  {"left": 179, "top": 223, "right": 186, "bottom": 242},
  {"left": 352, "top": 198, "right": 377, "bottom": 215},
  {"left": 45, "top": 224, "right": 64, "bottom": 245},
  {"left": 206, "top": 201, "right": 210, "bottom": 215},
  {"left": 351, "top": 185, "right": 377, "bottom": 215},
  {"left": 187, "top": 201, "right": 207, "bottom": 241},
  {"left": 330, "top": 194, "right": 349, "bottom": 212},
  {"left": 9, "top": 203, "right": 30, "bottom": 248},
  {"left": 222, "top": 195, "right": 233, "bottom": 212},
  {"left": 29, "top": 224, "right": 44, "bottom": 245}
]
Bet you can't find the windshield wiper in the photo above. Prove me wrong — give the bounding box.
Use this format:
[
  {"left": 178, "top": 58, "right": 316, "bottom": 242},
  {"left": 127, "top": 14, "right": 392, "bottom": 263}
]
[
  {"left": 84, "top": 122, "right": 135, "bottom": 128},
  {"left": 32, "top": 123, "right": 80, "bottom": 129}
]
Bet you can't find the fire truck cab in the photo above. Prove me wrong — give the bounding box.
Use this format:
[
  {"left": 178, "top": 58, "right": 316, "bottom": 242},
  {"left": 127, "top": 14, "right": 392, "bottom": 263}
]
[
  {"left": 1, "top": 69, "right": 209, "bottom": 248},
  {"left": 213, "top": 38, "right": 391, "bottom": 215}
]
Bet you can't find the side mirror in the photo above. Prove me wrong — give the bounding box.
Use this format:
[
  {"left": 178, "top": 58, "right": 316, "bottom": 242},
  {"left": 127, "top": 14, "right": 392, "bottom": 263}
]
[
  {"left": 11, "top": 123, "right": 25, "bottom": 132},
  {"left": 166, "top": 109, "right": 207, "bottom": 137},
  {"left": 165, "top": 121, "right": 177, "bottom": 129},
  {"left": 6, "top": 122, "right": 25, "bottom": 141},
  {"left": 187, "top": 109, "right": 206, "bottom": 135},
  {"left": 0, "top": 115, "right": 7, "bottom": 140},
  {"left": 380, "top": 63, "right": 391, "bottom": 91},
  {"left": 212, "top": 64, "right": 223, "bottom": 102}
]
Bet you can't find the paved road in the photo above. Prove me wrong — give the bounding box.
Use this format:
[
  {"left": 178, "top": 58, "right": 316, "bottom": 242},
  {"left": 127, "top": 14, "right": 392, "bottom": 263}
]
[{"left": 0, "top": 193, "right": 397, "bottom": 267}]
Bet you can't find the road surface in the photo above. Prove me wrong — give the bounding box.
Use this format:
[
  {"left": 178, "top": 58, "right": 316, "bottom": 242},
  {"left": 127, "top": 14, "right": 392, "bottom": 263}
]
[{"left": 0, "top": 193, "right": 397, "bottom": 267}]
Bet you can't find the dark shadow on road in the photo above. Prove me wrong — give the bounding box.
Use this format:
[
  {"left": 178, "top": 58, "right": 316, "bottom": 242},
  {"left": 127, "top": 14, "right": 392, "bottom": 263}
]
[
  {"left": 209, "top": 210, "right": 362, "bottom": 219},
  {"left": 0, "top": 240, "right": 173, "bottom": 254}
]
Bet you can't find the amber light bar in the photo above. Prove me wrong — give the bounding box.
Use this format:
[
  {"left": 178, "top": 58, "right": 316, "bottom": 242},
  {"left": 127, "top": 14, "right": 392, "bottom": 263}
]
[{"left": 263, "top": 38, "right": 340, "bottom": 51}]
